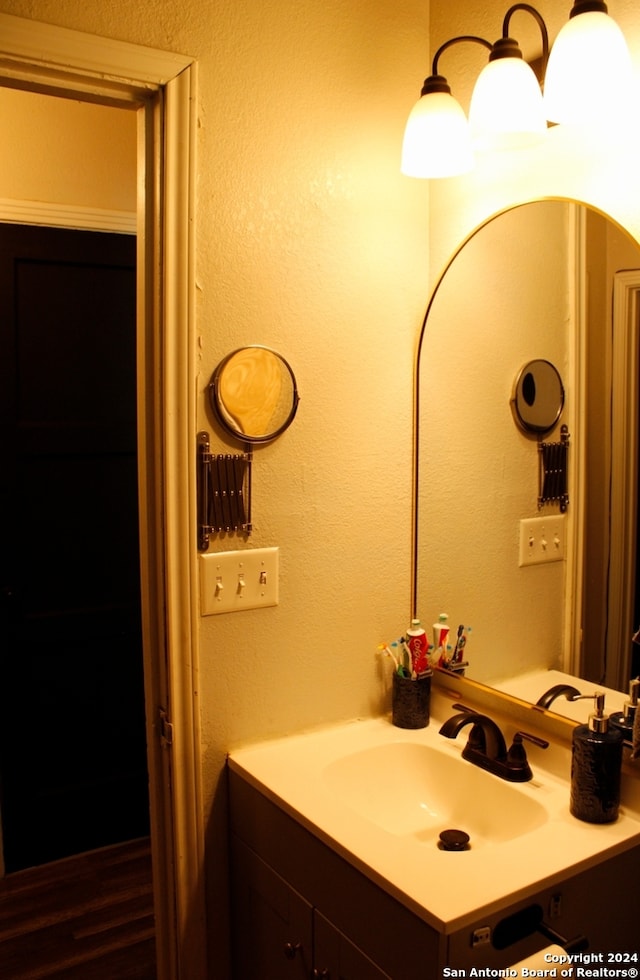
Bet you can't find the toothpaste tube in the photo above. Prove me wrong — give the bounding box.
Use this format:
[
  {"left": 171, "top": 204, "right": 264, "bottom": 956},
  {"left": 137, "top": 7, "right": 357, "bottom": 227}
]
[
  {"left": 406, "top": 619, "right": 430, "bottom": 676},
  {"left": 432, "top": 612, "right": 449, "bottom": 656}
]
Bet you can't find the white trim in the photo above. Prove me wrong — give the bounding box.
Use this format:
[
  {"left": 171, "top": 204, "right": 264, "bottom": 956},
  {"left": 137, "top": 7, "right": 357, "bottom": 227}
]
[
  {"left": 162, "top": 63, "right": 207, "bottom": 976},
  {"left": 0, "top": 198, "right": 136, "bottom": 233},
  {"left": 565, "top": 203, "right": 587, "bottom": 676},
  {"left": 0, "top": 16, "right": 203, "bottom": 980},
  {"left": 0, "top": 12, "right": 191, "bottom": 86},
  {"left": 608, "top": 271, "right": 640, "bottom": 688}
]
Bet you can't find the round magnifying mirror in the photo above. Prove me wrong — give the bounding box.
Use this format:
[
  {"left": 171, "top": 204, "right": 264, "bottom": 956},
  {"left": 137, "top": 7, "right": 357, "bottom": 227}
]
[
  {"left": 512, "top": 359, "right": 564, "bottom": 435},
  {"left": 209, "top": 346, "right": 300, "bottom": 444}
]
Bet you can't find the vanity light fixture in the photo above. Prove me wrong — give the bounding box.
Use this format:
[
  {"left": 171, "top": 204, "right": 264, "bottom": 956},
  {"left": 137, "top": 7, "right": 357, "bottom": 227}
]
[
  {"left": 468, "top": 5, "right": 548, "bottom": 151},
  {"left": 543, "top": 0, "right": 633, "bottom": 125},
  {"left": 402, "top": 0, "right": 632, "bottom": 178},
  {"left": 401, "top": 35, "right": 491, "bottom": 178}
]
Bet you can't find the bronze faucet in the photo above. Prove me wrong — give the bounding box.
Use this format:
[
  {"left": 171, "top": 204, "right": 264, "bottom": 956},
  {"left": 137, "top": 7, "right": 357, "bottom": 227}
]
[
  {"left": 535, "top": 683, "right": 582, "bottom": 709},
  {"left": 439, "top": 703, "right": 549, "bottom": 782}
]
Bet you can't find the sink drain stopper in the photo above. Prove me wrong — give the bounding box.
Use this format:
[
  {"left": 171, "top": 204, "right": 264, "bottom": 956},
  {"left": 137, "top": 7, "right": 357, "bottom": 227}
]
[{"left": 438, "top": 829, "right": 470, "bottom": 851}]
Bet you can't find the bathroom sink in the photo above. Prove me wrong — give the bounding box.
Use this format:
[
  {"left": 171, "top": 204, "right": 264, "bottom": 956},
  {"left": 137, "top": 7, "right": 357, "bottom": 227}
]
[
  {"left": 228, "top": 705, "right": 640, "bottom": 933},
  {"left": 322, "top": 741, "right": 547, "bottom": 846}
]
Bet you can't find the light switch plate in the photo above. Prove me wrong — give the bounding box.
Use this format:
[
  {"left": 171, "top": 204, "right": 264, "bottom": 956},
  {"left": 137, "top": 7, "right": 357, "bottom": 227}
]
[
  {"left": 199, "top": 547, "right": 279, "bottom": 615},
  {"left": 518, "top": 515, "right": 565, "bottom": 567}
]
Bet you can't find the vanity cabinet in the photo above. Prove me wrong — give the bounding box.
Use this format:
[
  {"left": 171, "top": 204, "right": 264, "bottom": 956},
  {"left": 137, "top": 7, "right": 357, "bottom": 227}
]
[
  {"left": 229, "top": 769, "right": 439, "bottom": 978},
  {"left": 315, "top": 910, "right": 392, "bottom": 979},
  {"left": 232, "top": 836, "right": 391, "bottom": 978},
  {"left": 231, "top": 836, "right": 312, "bottom": 978},
  {"left": 229, "top": 767, "right": 640, "bottom": 980}
]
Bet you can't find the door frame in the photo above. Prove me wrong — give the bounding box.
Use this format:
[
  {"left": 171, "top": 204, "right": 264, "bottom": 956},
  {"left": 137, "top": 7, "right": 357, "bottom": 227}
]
[
  {"left": 566, "top": 209, "right": 640, "bottom": 689},
  {"left": 608, "top": 270, "right": 640, "bottom": 688},
  {"left": 0, "top": 14, "right": 204, "bottom": 980}
]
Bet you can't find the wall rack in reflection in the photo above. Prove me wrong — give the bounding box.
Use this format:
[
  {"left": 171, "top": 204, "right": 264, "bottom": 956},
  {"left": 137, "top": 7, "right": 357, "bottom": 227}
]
[
  {"left": 539, "top": 425, "right": 569, "bottom": 512},
  {"left": 197, "top": 431, "right": 252, "bottom": 550}
]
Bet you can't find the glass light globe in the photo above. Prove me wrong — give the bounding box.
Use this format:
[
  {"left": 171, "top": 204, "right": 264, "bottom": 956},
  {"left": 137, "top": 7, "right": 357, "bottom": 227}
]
[
  {"left": 401, "top": 90, "right": 474, "bottom": 178},
  {"left": 544, "top": 10, "right": 633, "bottom": 125},
  {"left": 469, "top": 56, "right": 546, "bottom": 150}
]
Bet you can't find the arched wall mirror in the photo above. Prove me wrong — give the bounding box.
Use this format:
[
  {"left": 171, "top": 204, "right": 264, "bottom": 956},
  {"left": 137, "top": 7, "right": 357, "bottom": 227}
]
[{"left": 413, "top": 200, "right": 640, "bottom": 718}]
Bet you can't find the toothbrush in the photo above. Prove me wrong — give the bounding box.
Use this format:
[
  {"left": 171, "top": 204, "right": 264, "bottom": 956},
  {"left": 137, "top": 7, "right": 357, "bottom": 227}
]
[
  {"left": 451, "top": 624, "right": 464, "bottom": 662},
  {"left": 400, "top": 637, "right": 417, "bottom": 678},
  {"left": 454, "top": 627, "right": 471, "bottom": 663},
  {"left": 378, "top": 643, "right": 399, "bottom": 670},
  {"left": 454, "top": 634, "right": 467, "bottom": 663},
  {"left": 390, "top": 640, "right": 405, "bottom": 672},
  {"left": 439, "top": 644, "right": 454, "bottom": 667}
]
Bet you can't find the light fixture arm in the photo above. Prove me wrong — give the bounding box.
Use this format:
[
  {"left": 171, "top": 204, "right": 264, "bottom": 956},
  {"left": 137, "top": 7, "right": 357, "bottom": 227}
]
[
  {"left": 500, "top": 4, "right": 549, "bottom": 75},
  {"left": 431, "top": 35, "right": 492, "bottom": 80}
]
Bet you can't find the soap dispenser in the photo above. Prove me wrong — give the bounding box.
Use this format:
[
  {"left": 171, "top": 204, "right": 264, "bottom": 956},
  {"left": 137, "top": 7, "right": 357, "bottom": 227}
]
[
  {"left": 610, "top": 677, "right": 640, "bottom": 742},
  {"left": 570, "top": 692, "right": 623, "bottom": 824}
]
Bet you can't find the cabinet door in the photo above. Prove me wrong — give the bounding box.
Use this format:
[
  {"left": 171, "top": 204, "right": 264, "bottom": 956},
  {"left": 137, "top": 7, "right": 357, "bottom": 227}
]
[
  {"left": 231, "top": 836, "right": 313, "bottom": 978},
  {"left": 314, "top": 910, "right": 392, "bottom": 980}
]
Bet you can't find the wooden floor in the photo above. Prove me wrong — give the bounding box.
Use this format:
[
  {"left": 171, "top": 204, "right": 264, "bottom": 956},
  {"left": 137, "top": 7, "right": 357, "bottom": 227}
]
[{"left": 0, "top": 837, "right": 156, "bottom": 979}]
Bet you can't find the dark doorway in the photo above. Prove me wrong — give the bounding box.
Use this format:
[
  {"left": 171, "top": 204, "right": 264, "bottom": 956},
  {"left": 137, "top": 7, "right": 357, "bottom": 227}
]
[
  {"left": 0, "top": 223, "right": 149, "bottom": 873},
  {"left": 634, "top": 337, "right": 640, "bottom": 680}
]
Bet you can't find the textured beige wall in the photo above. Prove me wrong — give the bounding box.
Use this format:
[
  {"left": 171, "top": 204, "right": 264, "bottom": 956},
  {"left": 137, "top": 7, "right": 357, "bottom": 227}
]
[
  {"left": 0, "top": 0, "right": 431, "bottom": 972},
  {"left": 0, "top": 88, "right": 136, "bottom": 211},
  {"left": 4, "top": 0, "right": 640, "bottom": 974}
]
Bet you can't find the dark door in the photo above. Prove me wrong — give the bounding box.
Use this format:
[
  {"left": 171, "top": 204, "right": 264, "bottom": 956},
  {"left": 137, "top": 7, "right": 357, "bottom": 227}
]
[
  {"left": 0, "top": 223, "right": 149, "bottom": 873},
  {"left": 634, "top": 358, "right": 640, "bottom": 679}
]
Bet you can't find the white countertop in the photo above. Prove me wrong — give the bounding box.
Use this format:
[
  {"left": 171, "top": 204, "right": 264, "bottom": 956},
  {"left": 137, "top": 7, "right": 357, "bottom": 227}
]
[
  {"left": 489, "top": 668, "right": 629, "bottom": 724},
  {"left": 228, "top": 693, "right": 640, "bottom": 933}
]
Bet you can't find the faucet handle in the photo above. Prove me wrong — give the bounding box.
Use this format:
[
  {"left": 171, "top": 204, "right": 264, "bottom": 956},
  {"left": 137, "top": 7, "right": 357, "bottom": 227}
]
[
  {"left": 514, "top": 731, "right": 550, "bottom": 749},
  {"left": 505, "top": 731, "right": 549, "bottom": 782}
]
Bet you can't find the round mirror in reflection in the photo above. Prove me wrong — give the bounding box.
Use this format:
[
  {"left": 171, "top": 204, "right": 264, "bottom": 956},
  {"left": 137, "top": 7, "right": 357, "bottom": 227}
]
[
  {"left": 209, "top": 346, "right": 299, "bottom": 444},
  {"left": 512, "top": 359, "right": 564, "bottom": 434}
]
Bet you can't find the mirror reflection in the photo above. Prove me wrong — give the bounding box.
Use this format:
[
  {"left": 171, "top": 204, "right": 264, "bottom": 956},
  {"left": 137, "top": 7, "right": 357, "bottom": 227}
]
[
  {"left": 512, "top": 359, "right": 564, "bottom": 435},
  {"left": 414, "top": 201, "right": 640, "bottom": 718},
  {"left": 209, "top": 346, "right": 299, "bottom": 444}
]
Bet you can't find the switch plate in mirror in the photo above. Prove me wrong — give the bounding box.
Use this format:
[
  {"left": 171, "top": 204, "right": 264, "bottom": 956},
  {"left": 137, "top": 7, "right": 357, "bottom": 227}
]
[
  {"left": 518, "top": 516, "right": 565, "bottom": 567},
  {"left": 200, "top": 547, "right": 279, "bottom": 614}
]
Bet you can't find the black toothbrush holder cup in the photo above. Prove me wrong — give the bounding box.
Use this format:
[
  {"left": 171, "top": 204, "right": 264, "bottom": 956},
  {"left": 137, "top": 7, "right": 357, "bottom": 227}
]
[{"left": 392, "top": 672, "right": 431, "bottom": 729}]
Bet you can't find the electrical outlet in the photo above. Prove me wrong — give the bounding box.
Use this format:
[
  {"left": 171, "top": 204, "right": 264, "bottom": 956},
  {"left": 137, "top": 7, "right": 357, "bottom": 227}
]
[
  {"left": 199, "top": 547, "right": 279, "bottom": 615},
  {"left": 518, "top": 515, "right": 565, "bottom": 567},
  {"left": 549, "top": 894, "right": 563, "bottom": 919}
]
